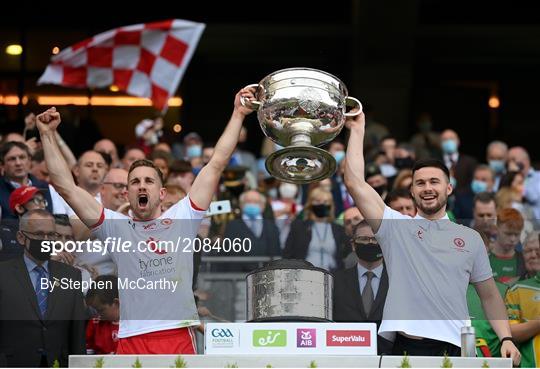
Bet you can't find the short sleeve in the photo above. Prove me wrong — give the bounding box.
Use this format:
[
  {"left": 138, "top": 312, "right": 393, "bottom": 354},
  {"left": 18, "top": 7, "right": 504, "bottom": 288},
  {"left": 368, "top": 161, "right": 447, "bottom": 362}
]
[
  {"left": 374, "top": 205, "right": 408, "bottom": 246},
  {"left": 165, "top": 196, "right": 207, "bottom": 220},
  {"left": 470, "top": 232, "right": 493, "bottom": 283},
  {"left": 91, "top": 208, "right": 123, "bottom": 240},
  {"left": 505, "top": 287, "right": 522, "bottom": 324}
]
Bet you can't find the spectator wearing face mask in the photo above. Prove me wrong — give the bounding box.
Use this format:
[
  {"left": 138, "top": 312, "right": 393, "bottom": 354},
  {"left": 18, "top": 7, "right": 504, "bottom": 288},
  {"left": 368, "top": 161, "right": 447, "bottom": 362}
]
[
  {"left": 0, "top": 209, "right": 86, "bottom": 367},
  {"left": 219, "top": 190, "right": 280, "bottom": 272},
  {"left": 326, "top": 140, "right": 355, "bottom": 217},
  {"left": 374, "top": 136, "right": 398, "bottom": 180},
  {"left": 333, "top": 220, "right": 392, "bottom": 354},
  {"left": 393, "top": 143, "right": 416, "bottom": 172},
  {"left": 183, "top": 132, "right": 203, "bottom": 161},
  {"left": 271, "top": 182, "right": 302, "bottom": 249},
  {"left": 283, "top": 188, "right": 347, "bottom": 271},
  {"left": 486, "top": 141, "right": 508, "bottom": 191},
  {"left": 454, "top": 164, "right": 495, "bottom": 224},
  {"left": 439, "top": 129, "right": 477, "bottom": 194}
]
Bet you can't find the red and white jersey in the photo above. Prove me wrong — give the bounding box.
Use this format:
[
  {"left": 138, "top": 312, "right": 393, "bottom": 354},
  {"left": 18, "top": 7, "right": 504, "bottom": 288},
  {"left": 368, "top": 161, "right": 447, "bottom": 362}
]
[{"left": 92, "top": 196, "right": 206, "bottom": 338}]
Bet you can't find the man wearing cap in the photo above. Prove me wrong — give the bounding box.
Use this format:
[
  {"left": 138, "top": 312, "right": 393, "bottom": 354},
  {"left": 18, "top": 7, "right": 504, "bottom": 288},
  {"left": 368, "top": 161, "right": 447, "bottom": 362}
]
[
  {"left": 0, "top": 186, "right": 49, "bottom": 261},
  {"left": 0, "top": 141, "right": 54, "bottom": 219}
]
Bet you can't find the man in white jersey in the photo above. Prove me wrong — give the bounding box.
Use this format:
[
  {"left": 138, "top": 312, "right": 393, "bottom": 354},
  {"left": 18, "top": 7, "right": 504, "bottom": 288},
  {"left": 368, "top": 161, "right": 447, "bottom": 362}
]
[
  {"left": 343, "top": 111, "right": 520, "bottom": 364},
  {"left": 35, "top": 87, "right": 256, "bottom": 354}
]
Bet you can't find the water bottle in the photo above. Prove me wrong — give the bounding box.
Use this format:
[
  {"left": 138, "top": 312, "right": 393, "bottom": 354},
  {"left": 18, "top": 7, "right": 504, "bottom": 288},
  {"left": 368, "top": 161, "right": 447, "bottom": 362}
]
[{"left": 461, "top": 321, "right": 476, "bottom": 357}]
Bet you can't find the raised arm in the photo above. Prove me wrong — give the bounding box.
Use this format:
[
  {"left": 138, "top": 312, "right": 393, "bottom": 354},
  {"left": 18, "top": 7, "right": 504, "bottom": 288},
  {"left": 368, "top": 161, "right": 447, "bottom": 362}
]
[
  {"left": 36, "top": 107, "right": 103, "bottom": 227},
  {"left": 189, "top": 88, "right": 255, "bottom": 209},
  {"left": 343, "top": 112, "right": 385, "bottom": 232}
]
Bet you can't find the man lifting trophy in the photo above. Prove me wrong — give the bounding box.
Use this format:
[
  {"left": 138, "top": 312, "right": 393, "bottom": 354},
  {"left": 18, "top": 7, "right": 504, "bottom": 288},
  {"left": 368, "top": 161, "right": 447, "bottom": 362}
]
[{"left": 241, "top": 67, "right": 362, "bottom": 183}]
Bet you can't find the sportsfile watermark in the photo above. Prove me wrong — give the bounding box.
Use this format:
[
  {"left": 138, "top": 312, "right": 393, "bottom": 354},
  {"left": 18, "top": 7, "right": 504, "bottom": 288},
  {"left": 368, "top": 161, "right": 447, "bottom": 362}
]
[{"left": 40, "top": 236, "right": 253, "bottom": 256}]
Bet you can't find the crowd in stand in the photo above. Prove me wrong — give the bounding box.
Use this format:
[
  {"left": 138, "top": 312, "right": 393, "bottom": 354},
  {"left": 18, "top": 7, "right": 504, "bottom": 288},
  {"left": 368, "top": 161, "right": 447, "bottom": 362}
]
[{"left": 0, "top": 103, "right": 538, "bottom": 367}]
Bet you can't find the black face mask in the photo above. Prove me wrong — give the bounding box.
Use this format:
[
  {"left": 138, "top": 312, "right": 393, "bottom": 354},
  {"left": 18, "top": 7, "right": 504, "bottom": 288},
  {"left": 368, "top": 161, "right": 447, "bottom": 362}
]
[
  {"left": 226, "top": 184, "right": 245, "bottom": 197},
  {"left": 373, "top": 184, "right": 387, "bottom": 197},
  {"left": 25, "top": 237, "right": 51, "bottom": 262},
  {"left": 354, "top": 243, "right": 383, "bottom": 262},
  {"left": 394, "top": 157, "right": 415, "bottom": 170},
  {"left": 311, "top": 204, "right": 331, "bottom": 218}
]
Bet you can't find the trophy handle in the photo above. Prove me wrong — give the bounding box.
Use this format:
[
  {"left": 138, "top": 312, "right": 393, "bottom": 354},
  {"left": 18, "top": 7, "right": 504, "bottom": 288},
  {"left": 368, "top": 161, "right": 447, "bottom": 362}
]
[
  {"left": 240, "top": 84, "right": 263, "bottom": 110},
  {"left": 344, "top": 97, "right": 363, "bottom": 117}
]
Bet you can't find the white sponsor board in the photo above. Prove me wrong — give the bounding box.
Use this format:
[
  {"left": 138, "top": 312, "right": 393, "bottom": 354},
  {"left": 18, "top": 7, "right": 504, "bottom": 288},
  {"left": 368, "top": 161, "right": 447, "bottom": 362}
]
[{"left": 204, "top": 322, "right": 377, "bottom": 355}]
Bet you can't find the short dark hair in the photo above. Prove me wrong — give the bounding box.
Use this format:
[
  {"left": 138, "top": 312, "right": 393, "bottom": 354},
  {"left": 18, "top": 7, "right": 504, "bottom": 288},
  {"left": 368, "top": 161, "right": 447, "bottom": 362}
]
[
  {"left": 53, "top": 213, "right": 71, "bottom": 227},
  {"left": 351, "top": 220, "right": 372, "bottom": 237},
  {"left": 86, "top": 275, "right": 118, "bottom": 305},
  {"left": 96, "top": 151, "right": 112, "bottom": 167},
  {"left": 411, "top": 158, "right": 450, "bottom": 181},
  {"left": 128, "top": 159, "right": 164, "bottom": 186},
  {"left": 32, "top": 149, "right": 45, "bottom": 163},
  {"left": 150, "top": 150, "right": 173, "bottom": 166},
  {"left": 385, "top": 188, "right": 413, "bottom": 206},
  {"left": 473, "top": 191, "right": 496, "bottom": 206},
  {"left": 169, "top": 160, "right": 192, "bottom": 175},
  {"left": 0, "top": 141, "right": 31, "bottom": 163}
]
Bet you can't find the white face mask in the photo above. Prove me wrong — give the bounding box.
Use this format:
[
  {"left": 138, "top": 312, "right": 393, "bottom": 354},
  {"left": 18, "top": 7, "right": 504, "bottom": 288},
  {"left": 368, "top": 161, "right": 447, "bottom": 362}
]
[{"left": 279, "top": 183, "right": 298, "bottom": 199}]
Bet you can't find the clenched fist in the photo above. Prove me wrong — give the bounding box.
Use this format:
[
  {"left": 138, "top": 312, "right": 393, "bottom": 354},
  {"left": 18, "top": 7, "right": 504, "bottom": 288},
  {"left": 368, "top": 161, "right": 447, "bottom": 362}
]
[{"left": 36, "top": 107, "right": 61, "bottom": 133}]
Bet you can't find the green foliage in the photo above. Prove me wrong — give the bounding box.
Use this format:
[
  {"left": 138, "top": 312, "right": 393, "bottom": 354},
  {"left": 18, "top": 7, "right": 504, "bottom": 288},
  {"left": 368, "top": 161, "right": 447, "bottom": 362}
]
[
  {"left": 171, "top": 356, "right": 187, "bottom": 368},
  {"left": 265, "top": 365, "right": 273, "bottom": 368},
  {"left": 481, "top": 360, "right": 490, "bottom": 368},
  {"left": 94, "top": 357, "right": 105, "bottom": 368},
  {"left": 52, "top": 359, "right": 60, "bottom": 368},
  {"left": 132, "top": 357, "right": 143, "bottom": 368},
  {"left": 224, "top": 363, "right": 238, "bottom": 368},
  {"left": 441, "top": 353, "right": 453, "bottom": 368},
  {"left": 308, "top": 360, "right": 317, "bottom": 368},
  {"left": 398, "top": 353, "right": 411, "bottom": 368}
]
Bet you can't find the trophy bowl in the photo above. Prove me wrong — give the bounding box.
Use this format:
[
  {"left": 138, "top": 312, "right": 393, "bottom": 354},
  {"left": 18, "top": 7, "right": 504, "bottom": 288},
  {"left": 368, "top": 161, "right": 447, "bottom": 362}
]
[{"left": 241, "top": 67, "right": 362, "bottom": 184}]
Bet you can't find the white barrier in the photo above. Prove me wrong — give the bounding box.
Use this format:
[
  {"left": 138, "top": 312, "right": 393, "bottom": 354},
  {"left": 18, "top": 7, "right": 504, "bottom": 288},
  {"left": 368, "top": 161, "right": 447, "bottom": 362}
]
[{"left": 69, "top": 354, "right": 512, "bottom": 368}]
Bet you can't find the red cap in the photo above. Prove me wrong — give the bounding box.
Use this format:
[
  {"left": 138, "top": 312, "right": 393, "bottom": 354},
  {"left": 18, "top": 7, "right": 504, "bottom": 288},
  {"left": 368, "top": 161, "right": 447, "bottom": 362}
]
[{"left": 9, "top": 186, "right": 40, "bottom": 212}]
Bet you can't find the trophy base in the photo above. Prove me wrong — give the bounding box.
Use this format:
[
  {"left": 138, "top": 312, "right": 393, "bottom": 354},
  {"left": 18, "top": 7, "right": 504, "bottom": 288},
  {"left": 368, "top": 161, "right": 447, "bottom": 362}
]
[{"left": 265, "top": 146, "right": 337, "bottom": 184}]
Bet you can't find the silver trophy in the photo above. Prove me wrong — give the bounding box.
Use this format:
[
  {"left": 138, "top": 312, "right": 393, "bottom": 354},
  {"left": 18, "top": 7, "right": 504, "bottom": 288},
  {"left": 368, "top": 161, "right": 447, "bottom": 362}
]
[{"left": 241, "top": 67, "right": 362, "bottom": 184}]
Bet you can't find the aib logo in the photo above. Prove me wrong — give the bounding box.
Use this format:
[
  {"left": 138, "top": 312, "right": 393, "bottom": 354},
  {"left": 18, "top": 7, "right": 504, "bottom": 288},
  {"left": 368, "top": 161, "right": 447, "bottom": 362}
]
[
  {"left": 211, "top": 329, "right": 233, "bottom": 338},
  {"left": 297, "top": 328, "right": 316, "bottom": 348},
  {"left": 252, "top": 330, "right": 287, "bottom": 347}
]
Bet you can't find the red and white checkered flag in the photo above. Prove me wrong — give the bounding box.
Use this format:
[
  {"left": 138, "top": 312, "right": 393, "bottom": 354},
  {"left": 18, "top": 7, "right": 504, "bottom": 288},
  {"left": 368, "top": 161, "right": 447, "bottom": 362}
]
[{"left": 38, "top": 19, "right": 205, "bottom": 112}]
